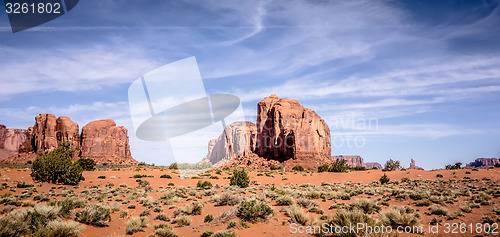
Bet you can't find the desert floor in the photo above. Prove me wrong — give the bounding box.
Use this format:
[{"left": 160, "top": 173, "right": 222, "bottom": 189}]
[{"left": 0, "top": 166, "right": 499, "bottom": 237}]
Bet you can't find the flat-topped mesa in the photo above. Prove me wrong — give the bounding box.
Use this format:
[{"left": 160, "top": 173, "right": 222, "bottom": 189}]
[
  {"left": 256, "top": 95, "right": 331, "bottom": 169},
  {"left": 466, "top": 158, "right": 499, "bottom": 169},
  {"left": 365, "top": 162, "right": 382, "bottom": 170},
  {"left": 202, "top": 122, "right": 257, "bottom": 167},
  {"left": 332, "top": 155, "right": 365, "bottom": 167},
  {"left": 81, "top": 119, "right": 136, "bottom": 164}
]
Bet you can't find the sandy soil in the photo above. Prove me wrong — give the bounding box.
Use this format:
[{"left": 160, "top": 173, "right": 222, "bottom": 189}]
[{"left": 0, "top": 167, "right": 498, "bottom": 237}]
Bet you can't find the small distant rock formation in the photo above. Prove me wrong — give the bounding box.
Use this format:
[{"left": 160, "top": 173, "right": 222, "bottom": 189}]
[
  {"left": 0, "top": 125, "right": 27, "bottom": 159},
  {"left": 1, "top": 114, "right": 137, "bottom": 164},
  {"left": 80, "top": 119, "right": 135, "bottom": 164},
  {"left": 465, "top": 158, "right": 499, "bottom": 169},
  {"left": 202, "top": 122, "right": 257, "bottom": 167},
  {"left": 408, "top": 158, "right": 423, "bottom": 170},
  {"left": 365, "top": 162, "right": 382, "bottom": 170},
  {"left": 255, "top": 95, "right": 331, "bottom": 169},
  {"left": 331, "top": 155, "right": 365, "bottom": 167}
]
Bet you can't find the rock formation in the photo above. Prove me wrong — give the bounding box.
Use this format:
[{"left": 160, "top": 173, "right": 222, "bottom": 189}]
[
  {"left": 80, "top": 119, "right": 135, "bottom": 164},
  {"left": 202, "top": 122, "right": 257, "bottom": 167},
  {"left": 408, "top": 158, "right": 423, "bottom": 170},
  {"left": 365, "top": 162, "right": 382, "bottom": 170},
  {"left": 2, "top": 114, "right": 137, "bottom": 164},
  {"left": 0, "top": 125, "right": 27, "bottom": 159},
  {"left": 465, "top": 158, "right": 499, "bottom": 169},
  {"left": 331, "top": 155, "right": 365, "bottom": 167},
  {"left": 255, "top": 95, "right": 331, "bottom": 169}
]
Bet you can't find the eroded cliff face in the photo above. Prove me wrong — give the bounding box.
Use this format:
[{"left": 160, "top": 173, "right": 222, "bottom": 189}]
[
  {"left": 80, "top": 119, "right": 136, "bottom": 164},
  {"left": 365, "top": 162, "right": 382, "bottom": 170},
  {"left": 256, "top": 95, "right": 331, "bottom": 166},
  {"left": 0, "top": 125, "right": 27, "bottom": 159},
  {"left": 202, "top": 122, "right": 257, "bottom": 167},
  {"left": 2, "top": 114, "right": 137, "bottom": 164},
  {"left": 466, "top": 158, "right": 499, "bottom": 169}
]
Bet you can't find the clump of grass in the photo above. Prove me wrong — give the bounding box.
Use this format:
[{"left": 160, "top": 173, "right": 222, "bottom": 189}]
[
  {"left": 286, "top": 205, "right": 309, "bottom": 225},
  {"left": 201, "top": 231, "right": 214, "bottom": 237},
  {"left": 349, "top": 199, "right": 381, "bottom": 214},
  {"left": 493, "top": 206, "right": 500, "bottom": 215},
  {"left": 415, "top": 200, "right": 431, "bottom": 207},
  {"left": 216, "top": 208, "right": 237, "bottom": 223},
  {"left": 175, "top": 201, "right": 203, "bottom": 216},
  {"left": 126, "top": 217, "right": 148, "bottom": 234},
  {"left": 211, "top": 192, "right": 242, "bottom": 206},
  {"left": 57, "top": 197, "right": 86, "bottom": 217},
  {"left": 197, "top": 181, "right": 213, "bottom": 190},
  {"left": 155, "top": 225, "right": 177, "bottom": 237},
  {"left": 237, "top": 200, "right": 273, "bottom": 223},
  {"left": 429, "top": 206, "right": 448, "bottom": 216},
  {"left": 379, "top": 206, "right": 421, "bottom": 232},
  {"left": 212, "top": 230, "right": 236, "bottom": 237},
  {"left": 329, "top": 209, "right": 375, "bottom": 236},
  {"left": 275, "top": 195, "right": 294, "bottom": 206},
  {"left": 32, "top": 220, "right": 83, "bottom": 237},
  {"left": 296, "top": 198, "right": 317, "bottom": 208},
  {"left": 172, "top": 216, "right": 191, "bottom": 227},
  {"left": 75, "top": 205, "right": 111, "bottom": 227},
  {"left": 460, "top": 203, "right": 472, "bottom": 213},
  {"left": 155, "top": 213, "right": 170, "bottom": 222},
  {"left": 160, "top": 174, "right": 172, "bottom": 179}
]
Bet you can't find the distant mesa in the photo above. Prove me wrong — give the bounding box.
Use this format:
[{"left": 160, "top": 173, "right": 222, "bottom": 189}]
[
  {"left": 0, "top": 114, "right": 137, "bottom": 164},
  {"left": 365, "top": 162, "right": 383, "bottom": 170},
  {"left": 465, "top": 158, "right": 499, "bottom": 169},
  {"left": 332, "top": 155, "right": 382, "bottom": 170}
]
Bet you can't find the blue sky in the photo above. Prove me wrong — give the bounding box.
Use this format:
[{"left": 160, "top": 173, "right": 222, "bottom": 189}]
[{"left": 0, "top": 0, "right": 499, "bottom": 169}]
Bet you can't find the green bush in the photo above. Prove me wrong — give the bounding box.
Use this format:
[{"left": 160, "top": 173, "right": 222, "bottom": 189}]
[
  {"left": 201, "top": 231, "right": 214, "bottom": 237},
  {"left": 0, "top": 204, "right": 63, "bottom": 237},
  {"left": 317, "top": 164, "right": 329, "bottom": 173},
  {"left": 204, "top": 214, "right": 214, "bottom": 223},
  {"left": 445, "top": 162, "right": 462, "bottom": 170},
  {"left": 172, "top": 216, "right": 191, "bottom": 226},
  {"left": 230, "top": 168, "right": 250, "bottom": 188},
  {"left": 329, "top": 160, "right": 350, "bottom": 172},
  {"left": 33, "top": 220, "right": 83, "bottom": 237},
  {"left": 160, "top": 174, "right": 172, "bottom": 179},
  {"left": 237, "top": 200, "right": 273, "bottom": 223},
  {"left": 380, "top": 173, "right": 390, "bottom": 184},
  {"left": 97, "top": 176, "right": 106, "bottom": 179},
  {"left": 292, "top": 166, "right": 304, "bottom": 172},
  {"left": 75, "top": 205, "right": 111, "bottom": 226},
  {"left": 197, "top": 180, "right": 213, "bottom": 190},
  {"left": 75, "top": 158, "right": 96, "bottom": 171},
  {"left": 270, "top": 165, "right": 281, "bottom": 170},
  {"left": 384, "top": 159, "right": 402, "bottom": 171},
  {"left": 31, "top": 142, "right": 84, "bottom": 185}
]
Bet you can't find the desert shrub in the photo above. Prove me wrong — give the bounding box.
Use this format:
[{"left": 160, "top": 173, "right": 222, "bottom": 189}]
[
  {"left": 75, "top": 205, "right": 111, "bottom": 226},
  {"left": 172, "top": 216, "right": 191, "bottom": 226},
  {"left": 31, "top": 142, "right": 84, "bottom": 185},
  {"left": 429, "top": 206, "right": 448, "bottom": 216},
  {"left": 140, "top": 209, "right": 151, "bottom": 217},
  {"left": 329, "top": 209, "right": 374, "bottom": 237},
  {"left": 351, "top": 166, "right": 367, "bottom": 171},
  {"left": 197, "top": 180, "right": 213, "bottom": 190},
  {"left": 204, "top": 214, "right": 214, "bottom": 223},
  {"left": 75, "top": 158, "right": 96, "bottom": 171},
  {"left": 212, "top": 230, "right": 236, "bottom": 237},
  {"left": 350, "top": 199, "right": 381, "bottom": 214},
  {"left": 169, "top": 163, "right": 178, "bottom": 170},
  {"left": 308, "top": 207, "right": 324, "bottom": 214},
  {"left": 409, "top": 192, "right": 426, "bottom": 200},
  {"left": 445, "top": 162, "right": 462, "bottom": 170},
  {"left": 297, "top": 198, "right": 317, "bottom": 208},
  {"left": 447, "top": 211, "right": 462, "bottom": 220},
  {"left": 227, "top": 221, "right": 237, "bottom": 229},
  {"left": 160, "top": 174, "right": 172, "bottom": 179},
  {"left": 230, "top": 168, "right": 250, "bottom": 188},
  {"left": 32, "top": 220, "right": 83, "bottom": 237},
  {"left": 97, "top": 176, "right": 106, "bottom": 179},
  {"left": 460, "top": 203, "right": 472, "bottom": 213},
  {"left": 155, "top": 213, "right": 170, "bottom": 222},
  {"left": 379, "top": 173, "right": 390, "bottom": 184},
  {"left": 126, "top": 217, "right": 148, "bottom": 234},
  {"left": 292, "top": 165, "right": 304, "bottom": 172},
  {"left": 436, "top": 174, "right": 443, "bottom": 178},
  {"left": 216, "top": 208, "right": 237, "bottom": 223},
  {"left": 270, "top": 165, "right": 281, "bottom": 170},
  {"left": 329, "top": 160, "right": 350, "bottom": 172},
  {"left": 202, "top": 231, "right": 214, "bottom": 237},
  {"left": 493, "top": 206, "right": 500, "bottom": 215},
  {"left": 379, "top": 206, "right": 421, "bottom": 232},
  {"left": 275, "top": 195, "right": 294, "bottom": 206},
  {"left": 317, "top": 164, "right": 329, "bottom": 173},
  {"left": 177, "top": 201, "right": 203, "bottom": 216},
  {"left": 57, "top": 197, "right": 86, "bottom": 217},
  {"left": 237, "top": 200, "right": 273, "bottom": 223},
  {"left": 384, "top": 159, "right": 401, "bottom": 171},
  {"left": 286, "top": 205, "right": 309, "bottom": 225},
  {"left": 155, "top": 226, "right": 177, "bottom": 237},
  {"left": 415, "top": 200, "right": 431, "bottom": 207},
  {"left": 16, "top": 181, "right": 34, "bottom": 188},
  {"left": 212, "top": 192, "right": 242, "bottom": 206},
  {"left": 0, "top": 204, "right": 64, "bottom": 236}
]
